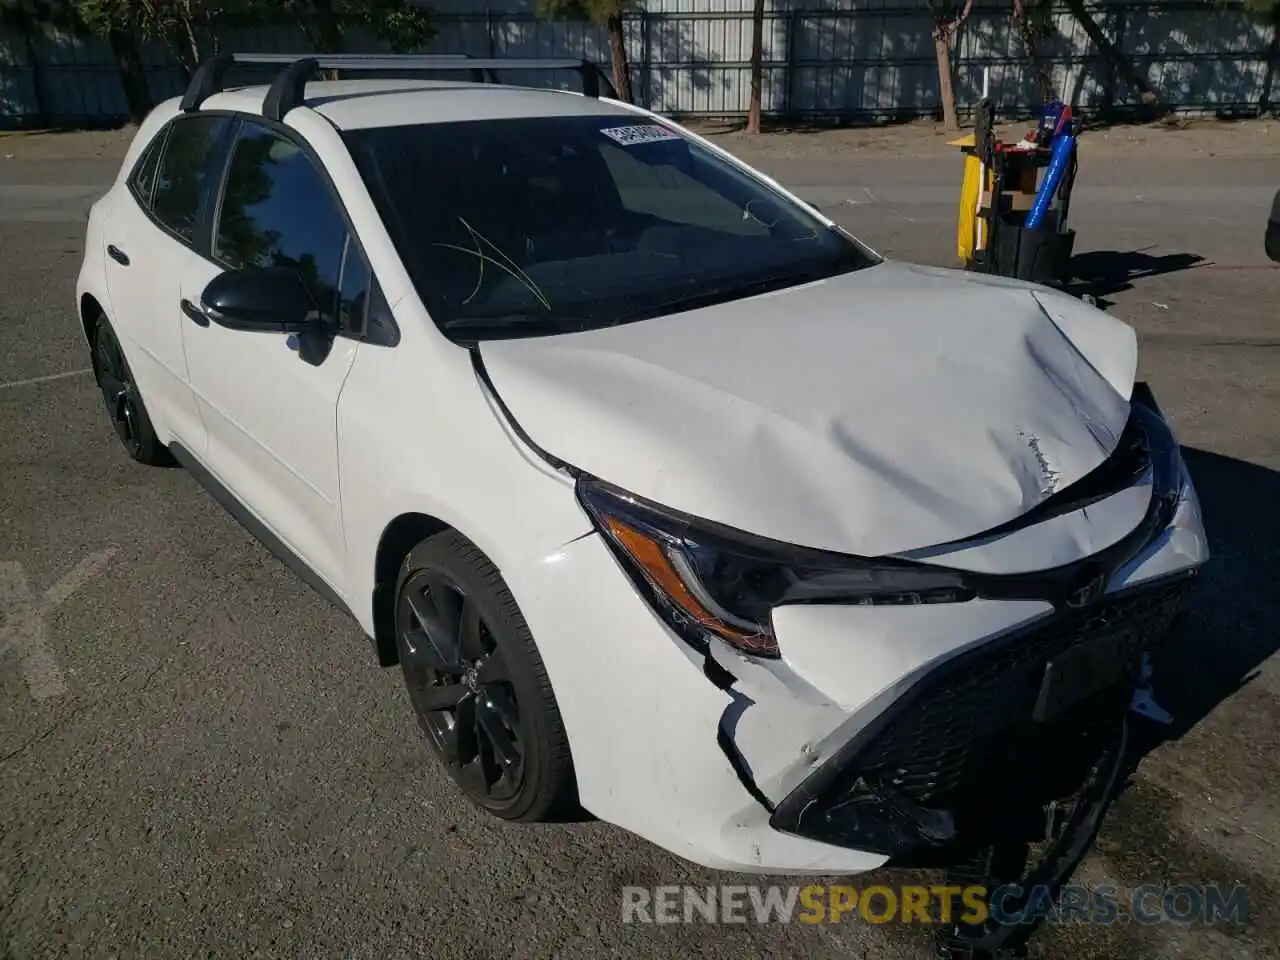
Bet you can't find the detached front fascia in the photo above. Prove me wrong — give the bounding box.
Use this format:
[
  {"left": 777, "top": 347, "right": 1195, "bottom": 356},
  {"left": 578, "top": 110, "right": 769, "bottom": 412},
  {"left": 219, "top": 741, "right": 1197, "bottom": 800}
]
[{"left": 498, "top": 388, "right": 1207, "bottom": 875}]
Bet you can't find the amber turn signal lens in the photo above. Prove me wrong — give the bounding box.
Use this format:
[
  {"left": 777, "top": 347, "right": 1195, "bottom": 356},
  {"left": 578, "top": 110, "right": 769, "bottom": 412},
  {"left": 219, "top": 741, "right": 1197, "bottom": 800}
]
[{"left": 602, "top": 515, "right": 778, "bottom": 656}]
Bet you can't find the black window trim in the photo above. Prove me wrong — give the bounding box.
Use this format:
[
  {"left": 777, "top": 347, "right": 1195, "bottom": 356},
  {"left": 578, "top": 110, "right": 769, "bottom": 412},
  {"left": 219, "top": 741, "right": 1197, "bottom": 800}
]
[
  {"left": 126, "top": 124, "right": 172, "bottom": 210},
  {"left": 125, "top": 108, "right": 398, "bottom": 349},
  {"left": 127, "top": 110, "right": 237, "bottom": 252},
  {"left": 336, "top": 233, "right": 370, "bottom": 340},
  {"left": 204, "top": 112, "right": 396, "bottom": 347}
]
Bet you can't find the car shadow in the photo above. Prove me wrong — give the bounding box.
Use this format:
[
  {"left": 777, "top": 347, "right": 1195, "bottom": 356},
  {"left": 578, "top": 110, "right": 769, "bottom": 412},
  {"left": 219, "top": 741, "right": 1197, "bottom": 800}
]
[
  {"left": 1064, "top": 249, "right": 1206, "bottom": 309},
  {"left": 1128, "top": 446, "right": 1280, "bottom": 757}
]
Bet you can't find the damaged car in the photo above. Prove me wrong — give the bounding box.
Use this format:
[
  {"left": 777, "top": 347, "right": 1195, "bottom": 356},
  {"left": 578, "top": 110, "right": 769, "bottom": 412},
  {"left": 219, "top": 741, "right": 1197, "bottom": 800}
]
[{"left": 77, "top": 53, "right": 1209, "bottom": 955}]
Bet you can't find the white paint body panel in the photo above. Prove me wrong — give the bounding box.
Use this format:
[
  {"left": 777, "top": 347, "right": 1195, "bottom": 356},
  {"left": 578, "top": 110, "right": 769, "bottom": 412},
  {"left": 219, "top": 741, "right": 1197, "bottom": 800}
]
[
  {"left": 896, "top": 474, "right": 1152, "bottom": 573},
  {"left": 479, "top": 259, "right": 1135, "bottom": 557},
  {"left": 178, "top": 252, "right": 358, "bottom": 595},
  {"left": 74, "top": 85, "right": 1210, "bottom": 875}
]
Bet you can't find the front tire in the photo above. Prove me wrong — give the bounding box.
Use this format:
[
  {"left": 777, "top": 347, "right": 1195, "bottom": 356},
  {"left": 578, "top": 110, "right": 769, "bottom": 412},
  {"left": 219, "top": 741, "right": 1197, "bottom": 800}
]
[
  {"left": 90, "top": 316, "right": 171, "bottom": 466},
  {"left": 395, "top": 530, "right": 576, "bottom": 822}
]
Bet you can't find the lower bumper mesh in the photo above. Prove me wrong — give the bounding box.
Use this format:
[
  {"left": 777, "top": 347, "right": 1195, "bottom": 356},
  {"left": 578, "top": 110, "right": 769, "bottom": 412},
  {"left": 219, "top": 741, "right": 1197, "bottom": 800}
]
[{"left": 774, "top": 575, "right": 1193, "bottom": 858}]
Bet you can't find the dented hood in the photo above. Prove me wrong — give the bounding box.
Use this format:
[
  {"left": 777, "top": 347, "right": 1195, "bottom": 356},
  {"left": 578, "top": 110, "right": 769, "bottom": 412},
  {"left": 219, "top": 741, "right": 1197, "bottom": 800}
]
[{"left": 478, "top": 260, "right": 1138, "bottom": 557}]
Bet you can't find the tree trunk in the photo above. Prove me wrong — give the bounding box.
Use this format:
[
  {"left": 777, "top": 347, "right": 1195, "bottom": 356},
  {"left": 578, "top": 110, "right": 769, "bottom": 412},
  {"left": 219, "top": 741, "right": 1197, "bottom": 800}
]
[
  {"left": 108, "top": 28, "right": 152, "bottom": 123},
  {"left": 746, "top": 0, "right": 765, "bottom": 133},
  {"left": 1064, "top": 0, "right": 1159, "bottom": 107},
  {"left": 606, "top": 14, "right": 633, "bottom": 103},
  {"left": 929, "top": 0, "right": 971, "bottom": 131},
  {"left": 179, "top": 0, "right": 203, "bottom": 76},
  {"left": 934, "top": 25, "right": 958, "bottom": 129}
]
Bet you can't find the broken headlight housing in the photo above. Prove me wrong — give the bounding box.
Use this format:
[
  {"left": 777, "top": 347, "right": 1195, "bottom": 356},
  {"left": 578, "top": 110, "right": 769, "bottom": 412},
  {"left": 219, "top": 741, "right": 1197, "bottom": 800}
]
[{"left": 577, "top": 480, "right": 975, "bottom": 659}]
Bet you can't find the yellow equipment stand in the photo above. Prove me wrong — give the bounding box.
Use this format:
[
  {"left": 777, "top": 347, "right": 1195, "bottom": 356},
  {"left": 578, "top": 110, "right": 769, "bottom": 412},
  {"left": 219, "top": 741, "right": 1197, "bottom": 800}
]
[
  {"left": 949, "top": 115, "right": 1076, "bottom": 286},
  {"left": 951, "top": 133, "right": 993, "bottom": 263}
]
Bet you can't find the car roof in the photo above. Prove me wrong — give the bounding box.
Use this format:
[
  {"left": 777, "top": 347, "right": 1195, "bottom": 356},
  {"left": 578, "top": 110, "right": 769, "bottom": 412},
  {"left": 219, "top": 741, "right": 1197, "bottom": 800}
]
[{"left": 200, "top": 78, "right": 638, "bottom": 130}]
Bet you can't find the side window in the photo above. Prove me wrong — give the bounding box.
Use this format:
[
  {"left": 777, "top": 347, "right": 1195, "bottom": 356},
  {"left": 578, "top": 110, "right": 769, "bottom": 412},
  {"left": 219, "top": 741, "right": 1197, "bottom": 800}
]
[
  {"left": 127, "top": 129, "right": 167, "bottom": 207},
  {"left": 151, "top": 115, "right": 231, "bottom": 243},
  {"left": 213, "top": 122, "right": 346, "bottom": 323}
]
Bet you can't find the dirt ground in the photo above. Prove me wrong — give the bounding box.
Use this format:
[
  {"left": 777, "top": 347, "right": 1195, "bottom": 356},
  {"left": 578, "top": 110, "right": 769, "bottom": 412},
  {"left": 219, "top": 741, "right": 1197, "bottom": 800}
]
[
  {"left": 694, "top": 116, "right": 1280, "bottom": 161},
  {"left": 3, "top": 115, "right": 1277, "bottom": 164}
]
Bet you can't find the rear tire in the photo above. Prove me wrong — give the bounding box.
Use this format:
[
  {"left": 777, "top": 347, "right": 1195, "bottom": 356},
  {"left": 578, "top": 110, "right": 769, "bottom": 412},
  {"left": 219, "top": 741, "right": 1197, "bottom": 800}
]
[
  {"left": 394, "top": 529, "right": 577, "bottom": 822},
  {"left": 90, "top": 316, "right": 172, "bottom": 466}
]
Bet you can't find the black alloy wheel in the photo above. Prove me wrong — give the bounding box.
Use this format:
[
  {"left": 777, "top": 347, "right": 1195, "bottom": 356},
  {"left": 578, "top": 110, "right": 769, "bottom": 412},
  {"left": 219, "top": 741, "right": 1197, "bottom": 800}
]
[
  {"left": 91, "top": 318, "right": 170, "bottom": 465},
  {"left": 399, "top": 570, "right": 526, "bottom": 803},
  {"left": 394, "top": 530, "right": 576, "bottom": 821}
]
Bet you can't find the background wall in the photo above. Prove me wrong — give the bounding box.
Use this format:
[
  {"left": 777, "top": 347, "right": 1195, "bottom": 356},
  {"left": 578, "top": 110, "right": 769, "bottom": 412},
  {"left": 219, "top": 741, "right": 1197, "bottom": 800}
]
[{"left": 1, "top": 0, "right": 1276, "bottom": 128}]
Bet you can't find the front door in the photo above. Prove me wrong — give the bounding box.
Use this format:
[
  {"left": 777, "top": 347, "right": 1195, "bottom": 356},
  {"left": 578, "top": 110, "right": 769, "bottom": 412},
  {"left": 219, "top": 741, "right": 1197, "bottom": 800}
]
[{"left": 179, "top": 119, "right": 371, "bottom": 595}]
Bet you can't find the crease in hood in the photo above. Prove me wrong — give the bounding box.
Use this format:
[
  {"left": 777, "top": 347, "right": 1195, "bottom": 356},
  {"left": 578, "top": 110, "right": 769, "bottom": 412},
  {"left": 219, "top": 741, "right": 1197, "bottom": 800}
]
[{"left": 477, "top": 260, "right": 1137, "bottom": 557}]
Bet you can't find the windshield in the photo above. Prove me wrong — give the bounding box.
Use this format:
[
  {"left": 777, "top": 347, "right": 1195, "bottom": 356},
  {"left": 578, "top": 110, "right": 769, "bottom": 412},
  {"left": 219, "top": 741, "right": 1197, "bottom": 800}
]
[{"left": 344, "top": 115, "right": 879, "bottom": 341}]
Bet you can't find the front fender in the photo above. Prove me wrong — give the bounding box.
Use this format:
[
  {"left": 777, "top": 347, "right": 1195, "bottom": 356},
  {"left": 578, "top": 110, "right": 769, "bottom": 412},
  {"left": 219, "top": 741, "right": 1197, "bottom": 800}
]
[{"left": 336, "top": 311, "right": 592, "bottom": 640}]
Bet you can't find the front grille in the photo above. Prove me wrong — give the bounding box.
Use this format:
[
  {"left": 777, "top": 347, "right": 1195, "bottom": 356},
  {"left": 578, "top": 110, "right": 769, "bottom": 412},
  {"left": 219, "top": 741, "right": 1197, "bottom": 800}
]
[
  {"left": 857, "top": 578, "right": 1189, "bottom": 805},
  {"left": 778, "top": 575, "right": 1192, "bottom": 855}
]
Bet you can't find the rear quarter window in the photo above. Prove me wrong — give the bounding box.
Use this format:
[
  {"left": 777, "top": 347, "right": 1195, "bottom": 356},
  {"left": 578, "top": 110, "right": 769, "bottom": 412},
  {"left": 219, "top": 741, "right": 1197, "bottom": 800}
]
[
  {"left": 127, "top": 128, "right": 168, "bottom": 207},
  {"left": 142, "top": 115, "right": 231, "bottom": 244}
]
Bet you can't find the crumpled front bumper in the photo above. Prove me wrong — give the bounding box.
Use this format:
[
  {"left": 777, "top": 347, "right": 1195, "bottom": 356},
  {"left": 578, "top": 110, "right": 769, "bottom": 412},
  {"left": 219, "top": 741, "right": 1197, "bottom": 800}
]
[
  {"left": 507, "top": 392, "right": 1209, "bottom": 874},
  {"left": 768, "top": 571, "right": 1192, "bottom": 864},
  {"left": 766, "top": 396, "right": 1206, "bottom": 866}
]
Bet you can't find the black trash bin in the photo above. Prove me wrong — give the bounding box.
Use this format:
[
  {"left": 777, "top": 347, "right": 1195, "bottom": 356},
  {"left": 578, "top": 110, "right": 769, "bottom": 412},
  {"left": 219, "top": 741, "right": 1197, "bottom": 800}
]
[{"left": 990, "top": 216, "right": 1076, "bottom": 286}]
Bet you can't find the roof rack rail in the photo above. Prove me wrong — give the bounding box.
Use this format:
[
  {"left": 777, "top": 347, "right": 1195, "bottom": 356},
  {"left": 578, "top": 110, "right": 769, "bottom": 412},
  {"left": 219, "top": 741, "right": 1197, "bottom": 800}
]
[{"left": 180, "top": 53, "right": 618, "bottom": 120}]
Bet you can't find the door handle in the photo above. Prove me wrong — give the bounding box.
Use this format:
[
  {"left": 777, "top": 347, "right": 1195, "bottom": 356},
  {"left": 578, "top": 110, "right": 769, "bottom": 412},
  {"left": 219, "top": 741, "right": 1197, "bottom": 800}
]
[
  {"left": 107, "top": 244, "right": 130, "bottom": 266},
  {"left": 180, "top": 298, "right": 211, "bottom": 327}
]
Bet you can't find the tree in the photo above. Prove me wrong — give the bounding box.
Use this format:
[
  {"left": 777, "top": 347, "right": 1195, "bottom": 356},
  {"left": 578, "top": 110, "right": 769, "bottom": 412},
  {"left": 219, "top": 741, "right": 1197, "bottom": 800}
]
[
  {"left": 1241, "top": 0, "right": 1280, "bottom": 20},
  {"left": 1010, "top": 0, "right": 1054, "bottom": 102},
  {"left": 1061, "top": 0, "right": 1159, "bottom": 111},
  {"left": 925, "top": 0, "right": 974, "bottom": 130},
  {"left": 537, "top": 0, "right": 635, "bottom": 104},
  {"left": 745, "top": 0, "right": 764, "bottom": 133},
  {"left": 281, "top": 0, "right": 435, "bottom": 54},
  {"left": 75, "top": 0, "right": 233, "bottom": 77},
  {"left": 75, "top": 0, "right": 433, "bottom": 90}
]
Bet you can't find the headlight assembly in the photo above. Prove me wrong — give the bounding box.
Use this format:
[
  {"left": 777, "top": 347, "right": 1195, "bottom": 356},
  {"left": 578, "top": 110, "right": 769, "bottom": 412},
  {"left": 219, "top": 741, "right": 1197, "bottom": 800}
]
[
  {"left": 576, "top": 399, "right": 1180, "bottom": 660},
  {"left": 576, "top": 480, "right": 976, "bottom": 658}
]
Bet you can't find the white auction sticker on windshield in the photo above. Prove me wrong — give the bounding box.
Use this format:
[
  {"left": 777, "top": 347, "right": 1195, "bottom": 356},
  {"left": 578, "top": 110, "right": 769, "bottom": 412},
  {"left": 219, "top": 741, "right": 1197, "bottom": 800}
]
[{"left": 599, "top": 124, "right": 681, "bottom": 146}]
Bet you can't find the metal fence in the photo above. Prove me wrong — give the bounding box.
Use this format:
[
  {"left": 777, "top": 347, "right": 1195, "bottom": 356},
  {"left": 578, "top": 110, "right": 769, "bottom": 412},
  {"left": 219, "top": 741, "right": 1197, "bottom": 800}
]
[{"left": 1, "top": 0, "right": 1277, "bottom": 128}]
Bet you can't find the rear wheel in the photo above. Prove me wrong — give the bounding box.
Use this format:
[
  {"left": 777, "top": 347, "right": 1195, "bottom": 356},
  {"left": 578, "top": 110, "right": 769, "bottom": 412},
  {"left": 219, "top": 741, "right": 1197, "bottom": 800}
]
[
  {"left": 91, "top": 316, "right": 171, "bottom": 466},
  {"left": 395, "top": 530, "right": 576, "bottom": 822}
]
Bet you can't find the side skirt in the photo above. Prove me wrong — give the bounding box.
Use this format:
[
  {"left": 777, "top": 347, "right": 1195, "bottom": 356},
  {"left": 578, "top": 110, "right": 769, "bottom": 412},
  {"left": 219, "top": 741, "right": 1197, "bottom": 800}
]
[{"left": 168, "top": 442, "right": 367, "bottom": 639}]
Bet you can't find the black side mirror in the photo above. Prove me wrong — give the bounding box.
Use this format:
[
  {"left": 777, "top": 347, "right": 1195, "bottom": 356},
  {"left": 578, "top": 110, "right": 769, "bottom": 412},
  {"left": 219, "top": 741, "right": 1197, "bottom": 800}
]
[{"left": 201, "top": 266, "right": 316, "bottom": 333}]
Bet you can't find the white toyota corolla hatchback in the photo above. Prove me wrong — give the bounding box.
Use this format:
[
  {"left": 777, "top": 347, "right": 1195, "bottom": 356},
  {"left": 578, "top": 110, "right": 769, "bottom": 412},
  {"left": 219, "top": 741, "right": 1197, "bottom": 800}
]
[{"left": 78, "top": 53, "right": 1208, "bottom": 916}]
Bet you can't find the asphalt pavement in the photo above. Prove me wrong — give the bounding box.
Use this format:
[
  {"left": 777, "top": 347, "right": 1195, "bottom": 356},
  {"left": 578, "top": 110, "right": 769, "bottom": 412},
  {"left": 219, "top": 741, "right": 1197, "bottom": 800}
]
[{"left": 1, "top": 129, "right": 1278, "bottom": 960}]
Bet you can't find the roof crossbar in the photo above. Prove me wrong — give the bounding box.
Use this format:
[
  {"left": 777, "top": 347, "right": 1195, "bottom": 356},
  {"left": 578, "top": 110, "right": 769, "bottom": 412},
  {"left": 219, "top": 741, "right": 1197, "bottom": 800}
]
[{"left": 179, "top": 53, "right": 618, "bottom": 120}]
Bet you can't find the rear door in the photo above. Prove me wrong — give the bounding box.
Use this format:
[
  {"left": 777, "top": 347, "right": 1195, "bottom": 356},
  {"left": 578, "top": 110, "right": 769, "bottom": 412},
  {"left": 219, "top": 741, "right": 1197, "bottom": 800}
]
[
  {"left": 178, "top": 118, "right": 370, "bottom": 592},
  {"left": 102, "top": 114, "right": 232, "bottom": 448}
]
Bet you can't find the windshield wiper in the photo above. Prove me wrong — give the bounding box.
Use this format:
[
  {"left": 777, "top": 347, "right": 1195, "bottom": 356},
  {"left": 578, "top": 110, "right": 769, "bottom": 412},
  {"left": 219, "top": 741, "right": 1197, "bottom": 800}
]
[
  {"left": 445, "top": 312, "right": 589, "bottom": 340},
  {"left": 623, "top": 262, "right": 847, "bottom": 323}
]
